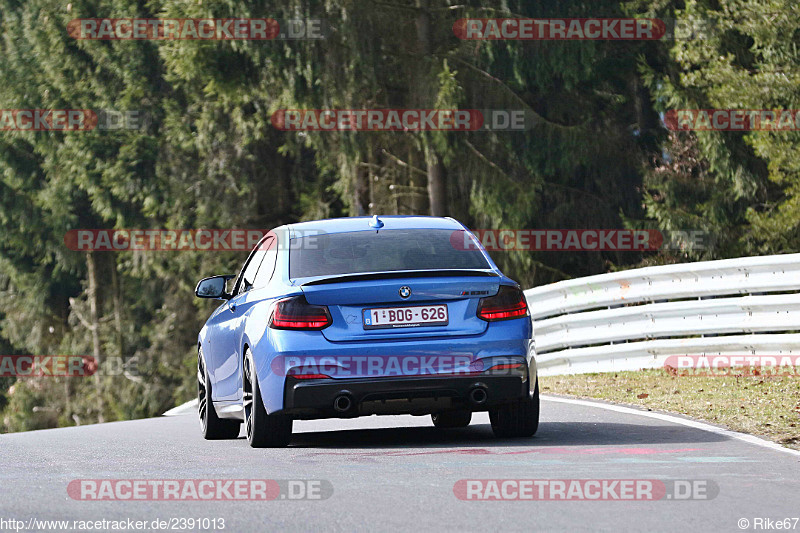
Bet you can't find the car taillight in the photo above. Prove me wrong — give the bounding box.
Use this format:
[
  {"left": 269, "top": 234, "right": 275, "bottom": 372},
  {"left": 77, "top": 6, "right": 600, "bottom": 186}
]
[
  {"left": 477, "top": 286, "right": 529, "bottom": 321},
  {"left": 269, "top": 296, "right": 332, "bottom": 330},
  {"left": 288, "top": 372, "right": 331, "bottom": 379},
  {"left": 486, "top": 363, "right": 524, "bottom": 371}
]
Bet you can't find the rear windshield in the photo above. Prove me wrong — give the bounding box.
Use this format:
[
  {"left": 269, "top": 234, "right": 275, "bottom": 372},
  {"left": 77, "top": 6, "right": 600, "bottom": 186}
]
[{"left": 289, "top": 229, "right": 490, "bottom": 279}]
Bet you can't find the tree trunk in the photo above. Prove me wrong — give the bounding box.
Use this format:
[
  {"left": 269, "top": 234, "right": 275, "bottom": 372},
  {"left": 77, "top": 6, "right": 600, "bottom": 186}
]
[
  {"left": 415, "top": 0, "right": 447, "bottom": 216},
  {"left": 425, "top": 144, "right": 446, "bottom": 216},
  {"left": 111, "top": 254, "right": 124, "bottom": 360},
  {"left": 86, "top": 251, "right": 104, "bottom": 424},
  {"left": 354, "top": 153, "right": 369, "bottom": 216},
  {"left": 409, "top": 149, "right": 426, "bottom": 214}
]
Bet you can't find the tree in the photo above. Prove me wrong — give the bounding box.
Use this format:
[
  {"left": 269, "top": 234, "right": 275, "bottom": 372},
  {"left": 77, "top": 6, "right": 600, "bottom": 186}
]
[{"left": 636, "top": 0, "right": 798, "bottom": 260}]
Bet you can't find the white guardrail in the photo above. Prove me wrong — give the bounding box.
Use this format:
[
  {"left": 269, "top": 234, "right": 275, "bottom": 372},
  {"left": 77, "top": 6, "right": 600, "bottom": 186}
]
[{"left": 524, "top": 253, "right": 800, "bottom": 376}]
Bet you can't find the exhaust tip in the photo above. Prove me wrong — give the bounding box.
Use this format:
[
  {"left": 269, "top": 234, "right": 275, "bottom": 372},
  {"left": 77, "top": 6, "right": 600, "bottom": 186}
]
[
  {"left": 469, "top": 386, "right": 488, "bottom": 405},
  {"left": 333, "top": 394, "right": 353, "bottom": 413}
]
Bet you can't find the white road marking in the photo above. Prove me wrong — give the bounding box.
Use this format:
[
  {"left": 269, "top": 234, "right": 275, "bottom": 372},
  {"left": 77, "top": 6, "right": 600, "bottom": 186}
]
[
  {"left": 163, "top": 399, "right": 198, "bottom": 416},
  {"left": 543, "top": 395, "right": 800, "bottom": 458}
]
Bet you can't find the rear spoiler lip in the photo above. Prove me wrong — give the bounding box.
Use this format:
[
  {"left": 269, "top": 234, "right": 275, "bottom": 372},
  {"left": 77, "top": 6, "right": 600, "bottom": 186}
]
[{"left": 297, "top": 269, "right": 500, "bottom": 287}]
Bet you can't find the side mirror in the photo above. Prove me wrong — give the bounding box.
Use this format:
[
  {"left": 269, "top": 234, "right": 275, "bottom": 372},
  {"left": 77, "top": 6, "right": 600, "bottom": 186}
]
[{"left": 195, "top": 275, "right": 235, "bottom": 300}]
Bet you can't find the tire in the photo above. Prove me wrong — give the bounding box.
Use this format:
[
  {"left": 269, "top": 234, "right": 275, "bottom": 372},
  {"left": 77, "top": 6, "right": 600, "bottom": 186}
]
[
  {"left": 432, "top": 410, "right": 472, "bottom": 429},
  {"left": 489, "top": 380, "right": 540, "bottom": 438},
  {"left": 243, "top": 348, "right": 293, "bottom": 448},
  {"left": 198, "top": 348, "right": 241, "bottom": 440}
]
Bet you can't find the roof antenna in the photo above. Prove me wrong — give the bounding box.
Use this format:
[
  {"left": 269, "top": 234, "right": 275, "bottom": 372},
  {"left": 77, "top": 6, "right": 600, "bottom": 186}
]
[{"left": 369, "top": 215, "right": 384, "bottom": 230}]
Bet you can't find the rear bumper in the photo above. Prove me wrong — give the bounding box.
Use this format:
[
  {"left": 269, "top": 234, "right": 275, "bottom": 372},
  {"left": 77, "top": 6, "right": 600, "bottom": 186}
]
[{"left": 282, "top": 370, "right": 528, "bottom": 419}]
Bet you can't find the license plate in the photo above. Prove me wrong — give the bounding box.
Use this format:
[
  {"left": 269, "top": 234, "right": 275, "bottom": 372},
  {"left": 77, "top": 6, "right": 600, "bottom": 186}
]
[{"left": 363, "top": 304, "right": 448, "bottom": 330}]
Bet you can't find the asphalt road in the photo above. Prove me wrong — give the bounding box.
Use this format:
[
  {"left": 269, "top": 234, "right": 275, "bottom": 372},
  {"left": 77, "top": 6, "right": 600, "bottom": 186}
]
[{"left": 1, "top": 396, "right": 799, "bottom": 532}]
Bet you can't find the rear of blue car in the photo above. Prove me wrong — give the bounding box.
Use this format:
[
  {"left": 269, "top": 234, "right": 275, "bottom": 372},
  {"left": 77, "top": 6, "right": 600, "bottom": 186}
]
[{"left": 197, "top": 216, "right": 539, "bottom": 447}]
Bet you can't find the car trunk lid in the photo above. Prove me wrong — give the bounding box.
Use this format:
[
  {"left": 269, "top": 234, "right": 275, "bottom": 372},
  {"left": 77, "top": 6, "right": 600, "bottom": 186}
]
[{"left": 299, "top": 271, "right": 499, "bottom": 342}]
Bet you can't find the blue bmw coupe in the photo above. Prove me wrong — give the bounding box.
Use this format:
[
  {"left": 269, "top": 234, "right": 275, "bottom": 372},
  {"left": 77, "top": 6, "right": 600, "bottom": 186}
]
[{"left": 195, "top": 216, "right": 538, "bottom": 447}]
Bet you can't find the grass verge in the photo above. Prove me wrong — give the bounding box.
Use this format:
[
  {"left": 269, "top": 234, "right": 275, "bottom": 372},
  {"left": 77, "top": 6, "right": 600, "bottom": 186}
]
[{"left": 540, "top": 369, "right": 800, "bottom": 451}]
